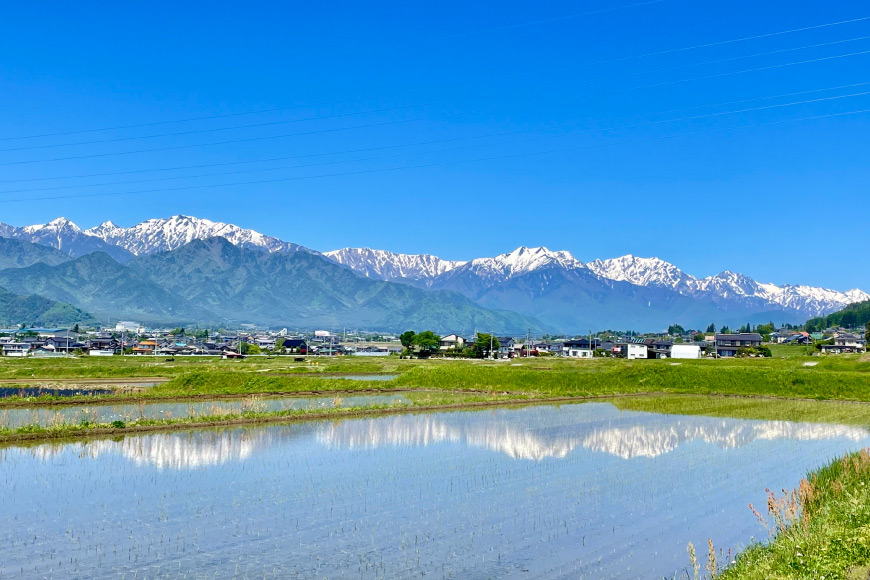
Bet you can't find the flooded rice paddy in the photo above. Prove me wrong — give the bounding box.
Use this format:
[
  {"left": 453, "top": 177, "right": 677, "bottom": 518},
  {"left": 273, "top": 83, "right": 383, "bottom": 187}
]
[
  {"left": 0, "top": 386, "right": 116, "bottom": 398},
  {"left": 2, "top": 401, "right": 869, "bottom": 579},
  {"left": 0, "top": 394, "right": 410, "bottom": 429}
]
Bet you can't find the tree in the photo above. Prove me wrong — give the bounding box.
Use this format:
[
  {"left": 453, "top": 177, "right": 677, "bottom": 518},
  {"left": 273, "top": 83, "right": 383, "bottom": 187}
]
[
  {"left": 865, "top": 322, "right": 870, "bottom": 342},
  {"left": 706, "top": 323, "right": 716, "bottom": 333},
  {"left": 275, "top": 338, "right": 285, "bottom": 353},
  {"left": 247, "top": 343, "right": 261, "bottom": 355},
  {"left": 719, "top": 326, "right": 731, "bottom": 334},
  {"left": 472, "top": 333, "right": 500, "bottom": 359},
  {"left": 400, "top": 331, "right": 417, "bottom": 350},
  {"left": 412, "top": 331, "right": 440, "bottom": 357},
  {"left": 667, "top": 324, "right": 685, "bottom": 336},
  {"left": 72, "top": 323, "right": 80, "bottom": 334}
]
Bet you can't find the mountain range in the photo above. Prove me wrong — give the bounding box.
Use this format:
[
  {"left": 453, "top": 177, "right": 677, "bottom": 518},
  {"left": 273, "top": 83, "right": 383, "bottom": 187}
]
[{"left": 0, "top": 215, "right": 866, "bottom": 332}]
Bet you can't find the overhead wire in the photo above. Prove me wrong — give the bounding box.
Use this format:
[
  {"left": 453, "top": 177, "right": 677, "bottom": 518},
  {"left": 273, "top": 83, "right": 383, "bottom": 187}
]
[
  {"left": 2, "top": 46, "right": 869, "bottom": 167},
  {"left": 1, "top": 14, "right": 868, "bottom": 142},
  {"left": 1, "top": 88, "right": 867, "bottom": 195},
  {"left": 1, "top": 106, "right": 866, "bottom": 204},
  {"left": 0, "top": 81, "right": 865, "bottom": 185},
  {"left": 1, "top": 35, "right": 868, "bottom": 154}
]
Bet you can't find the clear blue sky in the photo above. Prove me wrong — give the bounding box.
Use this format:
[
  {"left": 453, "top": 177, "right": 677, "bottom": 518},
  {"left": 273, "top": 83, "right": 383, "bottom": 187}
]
[{"left": 0, "top": 1, "right": 868, "bottom": 289}]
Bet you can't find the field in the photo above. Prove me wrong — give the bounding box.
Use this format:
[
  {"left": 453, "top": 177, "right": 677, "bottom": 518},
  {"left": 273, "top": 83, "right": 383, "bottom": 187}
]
[{"left": 3, "top": 352, "right": 870, "bottom": 578}]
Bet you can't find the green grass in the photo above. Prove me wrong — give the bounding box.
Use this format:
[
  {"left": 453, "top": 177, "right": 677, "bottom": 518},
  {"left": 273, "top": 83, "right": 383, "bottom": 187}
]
[
  {"left": 719, "top": 449, "right": 870, "bottom": 580},
  {"left": 767, "top": 344, "right": 817, "bottom": 359},
  {"left": 611, "top": 394, "right": 870, "bottom": 429},
  {"left": 1, "top": 355, "right": 868, "bottom": 407},
  {"left": 0, "top": 390, "right": 529, "bottom": 442}
]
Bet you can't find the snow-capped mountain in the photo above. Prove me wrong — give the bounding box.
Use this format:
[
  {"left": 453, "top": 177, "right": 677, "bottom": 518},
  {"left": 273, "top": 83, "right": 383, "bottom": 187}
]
[
  {"left": 326, "top": 244, "right": 869, "bottom": 325},
  {"left": 586, "top": 257, "right": 870, "bottom": 317},
  {"left": 587, "top": 255, "right": 694, "bottom": 290},
  {"left": 453, "top": 246, "right": 585, "bottom": 283},
  {"left": 323, "top": 248, "right": 465, "bottom": 285},
  {"left": 1, "top": 215, "right": 867, "bottom": 330},
  {"left": 692, "top": 271, "right": 870, "bottom": 318},
  {"left": 84, "top": 215, "right": 308, "bottom": 255},
  {"left": 0, "top": 217, "right": 133, "bottom": 262}
]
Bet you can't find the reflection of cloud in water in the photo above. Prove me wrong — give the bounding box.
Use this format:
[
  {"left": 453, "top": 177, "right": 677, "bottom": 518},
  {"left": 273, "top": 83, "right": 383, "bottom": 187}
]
[
  {"left": 28, "top": 427, "right": 288, "bottom": 470},
  {"left": 317, "top": 407, "right": 870, "bottom": 460}
]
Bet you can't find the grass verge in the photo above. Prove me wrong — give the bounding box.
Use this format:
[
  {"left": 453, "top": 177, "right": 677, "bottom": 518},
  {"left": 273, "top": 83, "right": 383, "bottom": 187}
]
[{"left": 719, "top": 449, "right": 870, "bottom": 580}]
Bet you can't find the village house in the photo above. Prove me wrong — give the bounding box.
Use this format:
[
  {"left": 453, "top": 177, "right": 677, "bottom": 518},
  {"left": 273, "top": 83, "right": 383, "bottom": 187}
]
[
  {"left": 496, "top": 337, "right": 516, "bottom": 358},
  {"left": 715, "top": 333, "right": 763, "bottom": 357},
  {"left": 616, "top": 340, "right": 649, "bottom": 360},
  {"left": 562, "top": 339, "right": 594, "bottom": 358},
  {"left": 820, "top": 334, "right": 867, "bottom": 354},
  {"left": 439, "top": 334, "right": 466, "bottom": 351}
]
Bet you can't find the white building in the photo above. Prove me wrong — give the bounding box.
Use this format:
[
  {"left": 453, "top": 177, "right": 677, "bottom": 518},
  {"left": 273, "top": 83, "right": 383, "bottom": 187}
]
[
  {"left": 671, "top": 344, "right": 702, "bottom": 359},
  {"left": 115, "top": 321, "right": 144, "bottom": 334},
  {"left": 439, "top": 334, "right": 466, "bottom": 350},
  {"left": 564, "top": 346, "right": 593, "bottom": 358},
  {"left": 625, "top": 343, "right": 647, "bottom": 360}
]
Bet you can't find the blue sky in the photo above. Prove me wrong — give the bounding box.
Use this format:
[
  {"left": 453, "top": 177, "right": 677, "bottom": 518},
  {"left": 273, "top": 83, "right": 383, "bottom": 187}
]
[{"left": 0, "top": 1, "right": 868, "bottom": 290}]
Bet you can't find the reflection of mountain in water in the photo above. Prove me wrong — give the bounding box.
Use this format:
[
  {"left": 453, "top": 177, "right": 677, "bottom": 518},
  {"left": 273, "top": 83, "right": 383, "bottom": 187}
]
[
  {"left": 582, "top": 420, "right": 868, "bottom": 459},
  {"left": 28, "top": 426, "right": 294, "bottom": 470},
  {"left": 317, "top": 405, "right": 870, "bottom": 460},
  {"left": 20, "top": 404, "right": 870, "bottom": 467},
  {"left": 317, "top": 415, "right": 580, "bottom": 460}
]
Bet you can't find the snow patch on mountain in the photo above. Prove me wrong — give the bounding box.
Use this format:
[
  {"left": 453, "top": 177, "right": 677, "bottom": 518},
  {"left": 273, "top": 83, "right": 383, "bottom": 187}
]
[
  {"left": 84, "top": 215, "right": 308, "bottom": 255},
  {"left": 462, "top": 246, "right": 585, "bottom": 282},
  {"left": 323, "top": 248, "right": 465, "bottom": 283},
  {"left": 0, "top": 217, "right": 132, "bottom": 261},
  {"left": 586, "top": 257, "right": 869, "bottom": 316},
  {"left": 695, "top": 271, "right": 870, "bottom": 316},
  {"left": 586, "top": 255, "right": 692, "bottom": 289}
]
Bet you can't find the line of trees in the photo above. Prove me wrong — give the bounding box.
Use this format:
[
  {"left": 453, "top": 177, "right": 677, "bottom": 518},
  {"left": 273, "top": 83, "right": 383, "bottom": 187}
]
[{"left": 399, "top": 331, "right": 500, "bottom": 359}]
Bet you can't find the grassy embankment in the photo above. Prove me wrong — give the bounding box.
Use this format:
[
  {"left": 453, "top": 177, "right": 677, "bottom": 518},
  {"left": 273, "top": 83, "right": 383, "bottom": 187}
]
[{"left": 718, "top": 448, "right": 870, "bottom": 580}]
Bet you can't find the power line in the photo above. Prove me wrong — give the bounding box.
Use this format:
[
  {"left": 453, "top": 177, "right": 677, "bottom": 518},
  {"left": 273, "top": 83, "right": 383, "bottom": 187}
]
[
  {"left": 2, "top": 14, "right": 868, "bottom": 142},
  {"left": 2, "top": 34, "right": 868, "bottom": 154},
  {"left": 2, "top": 89, "right": 866, "bottom": 195},
  {"left": 1, "top": 107, "right": 865, "bottom": 205},
  {"left": 2, "top": 47, "right": 868, "bottom": 167},
  {"left": 409, "top": 0, "right": 667, "bottom": 43},
  {"left": 0, "top": 81, "right": 864, "bottom": 186}
]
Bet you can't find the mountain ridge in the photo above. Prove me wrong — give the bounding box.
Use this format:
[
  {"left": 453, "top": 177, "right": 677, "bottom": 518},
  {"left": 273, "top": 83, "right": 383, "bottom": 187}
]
[{"left": 3, "top": 215, "right": 866, "bottom": 331}]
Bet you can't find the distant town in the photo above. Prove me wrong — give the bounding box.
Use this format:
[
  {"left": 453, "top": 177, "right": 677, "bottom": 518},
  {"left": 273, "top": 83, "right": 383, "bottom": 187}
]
[{"left": 0, "top": 320, "right": 866, "bottom": 359}]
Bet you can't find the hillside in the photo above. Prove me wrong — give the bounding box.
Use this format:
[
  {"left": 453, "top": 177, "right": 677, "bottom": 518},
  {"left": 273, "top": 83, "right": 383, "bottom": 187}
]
[
  {"left": 0, "top": 238, "right": 71, "bottom": 269},
  {"left": 0, "top": 253, "right": 220, "bottom": 325},
  {"left": 805, "top": 300, "right": 870, "bottom": 332},
  {"left": 129, "top": 238, "right": 545, "bottom": 333},
  {"left": 0, "top": 286, "right": 95, "bottom": 328}
]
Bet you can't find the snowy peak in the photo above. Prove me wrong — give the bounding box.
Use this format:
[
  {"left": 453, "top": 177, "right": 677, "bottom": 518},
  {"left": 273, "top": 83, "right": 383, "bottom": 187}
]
[
  {"left": 466, "top": 246, "right": 585, "bottom": 280},
  {"left": 84, "top": 215, "right": 308, "bottom": 255},
  {"left": 86, "top": 220, "right": 124, "bottom": 240},
  {"left": 696, "top": 270, "right": 762, "bottom": 298},
  {"left": 323, "top": 248, "right": 465, "bottom": 283},
  {"left": 586, "top": 255, "right": 692, "bottom": 289},
  {"left": 22, "top": 217, "right": 83, "bottom": 234},
  {"left": 6, "top": 217, "right": 133, "bottom": 260}
]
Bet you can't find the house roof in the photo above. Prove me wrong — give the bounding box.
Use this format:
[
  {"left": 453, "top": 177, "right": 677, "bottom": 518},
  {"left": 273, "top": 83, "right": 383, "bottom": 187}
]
[{"left": 715, "top": 333, "right": 763, "bottom": 341}]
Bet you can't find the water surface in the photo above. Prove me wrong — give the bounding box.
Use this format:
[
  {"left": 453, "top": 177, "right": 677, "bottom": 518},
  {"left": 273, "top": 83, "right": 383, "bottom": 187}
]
[{"left": 2, "top": 401, "right": 868, "bottom": 579}]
